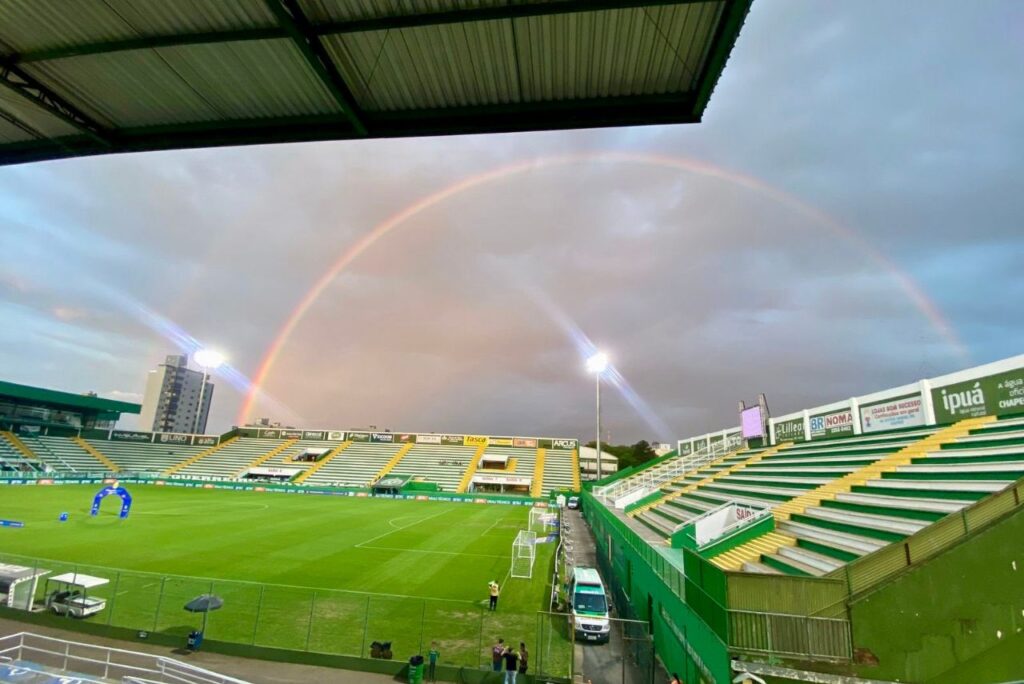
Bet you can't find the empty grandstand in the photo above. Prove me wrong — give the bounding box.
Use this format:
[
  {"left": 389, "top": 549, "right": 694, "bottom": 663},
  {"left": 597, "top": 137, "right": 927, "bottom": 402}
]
[{"left": 588, "top": 353, "right": 1024, "bottom": 683}]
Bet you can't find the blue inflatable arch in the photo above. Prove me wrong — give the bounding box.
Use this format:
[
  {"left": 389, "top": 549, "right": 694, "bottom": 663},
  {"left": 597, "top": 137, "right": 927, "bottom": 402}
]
[{"left": 90, "top": 485, "right": 132, "bottom": 519}]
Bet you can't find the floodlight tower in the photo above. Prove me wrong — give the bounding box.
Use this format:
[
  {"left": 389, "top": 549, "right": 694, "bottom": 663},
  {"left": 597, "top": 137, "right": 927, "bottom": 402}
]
[
  {"left": 192, "top": 349, "right": 224, "bottom": 434},
  {"left": 585, "top": 351, "right": 609, "bottom": 482}
]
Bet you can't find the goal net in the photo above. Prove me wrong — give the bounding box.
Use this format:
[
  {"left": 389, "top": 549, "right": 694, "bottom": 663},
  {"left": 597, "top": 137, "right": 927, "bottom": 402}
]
[
  {"left": 511, "top": 530, "right": 537, "bottom": 579},
  {"left": 529, "top": 507, "right": 558, "bottom": 535}
]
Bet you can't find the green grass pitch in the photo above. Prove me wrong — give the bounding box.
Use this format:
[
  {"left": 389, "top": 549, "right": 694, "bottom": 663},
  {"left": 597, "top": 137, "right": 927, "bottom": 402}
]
[{"left": 0, "top": 485, "right": 566, "bottom": 670}]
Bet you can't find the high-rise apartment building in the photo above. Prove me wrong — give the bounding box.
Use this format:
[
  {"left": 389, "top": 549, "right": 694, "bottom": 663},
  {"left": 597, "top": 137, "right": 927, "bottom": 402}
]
[{"left": 138, "top": 355, "right": 214, "bottom": 434}]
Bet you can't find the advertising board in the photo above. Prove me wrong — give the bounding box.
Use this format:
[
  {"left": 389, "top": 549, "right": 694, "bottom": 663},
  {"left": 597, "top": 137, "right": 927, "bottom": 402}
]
[{"left": 861, "top": 394, "right": 925, "bottom": 433}]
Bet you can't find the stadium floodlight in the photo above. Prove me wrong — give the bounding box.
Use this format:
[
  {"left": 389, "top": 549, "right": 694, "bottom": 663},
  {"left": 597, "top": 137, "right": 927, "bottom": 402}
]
[
  {"left": 192, "top": 348, "right": 225, "bottom": 435},
  {"left": 193, "top": 348, "right": 225, "bottom": 371},
  {"left": 585, "top": 351, "right": 609, "bottom": 374},
  {"left": 585, "top": 351, "right": 609, "bottom": 481},
  {"left": 511, "top": 530, "right": 537, "bottom": 579}
]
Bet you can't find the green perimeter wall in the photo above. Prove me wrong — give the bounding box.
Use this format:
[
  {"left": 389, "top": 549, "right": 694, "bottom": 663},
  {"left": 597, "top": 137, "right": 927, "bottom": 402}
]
[
  {"left": 0, "top": 474, "right": 552, "bottom": 507},
  {"left": 850, "top": 505, "right": 1024, "bottom": 683},
  {"left": 583, "top": 491, "right": 730, "bottom": 683}
]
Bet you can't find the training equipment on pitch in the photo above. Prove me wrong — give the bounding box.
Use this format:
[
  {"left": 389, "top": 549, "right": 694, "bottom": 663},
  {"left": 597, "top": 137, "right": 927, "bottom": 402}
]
[
  {"left": 91, "top": 485, "right": 132, "bottom": 519},
  {"left": 511, "top": 530, "right": 537, "bottom": 579}
]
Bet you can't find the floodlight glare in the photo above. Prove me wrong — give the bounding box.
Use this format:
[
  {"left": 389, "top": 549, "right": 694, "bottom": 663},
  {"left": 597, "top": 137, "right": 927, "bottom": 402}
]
[
  {"left": 586, "top": 352, "right": 609, "bottom": 374},
  {"left": 193, "top": 349, "right": 225, "bottom": 370}
]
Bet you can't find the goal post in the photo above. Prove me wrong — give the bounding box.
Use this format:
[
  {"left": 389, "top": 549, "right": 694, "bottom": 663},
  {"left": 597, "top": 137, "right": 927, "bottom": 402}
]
[
  {"left": 511, "top": 530, "right": 537, "bottom": 579},
  {"left": 529, "top": 507, "right": 557, "bottom": 535}
]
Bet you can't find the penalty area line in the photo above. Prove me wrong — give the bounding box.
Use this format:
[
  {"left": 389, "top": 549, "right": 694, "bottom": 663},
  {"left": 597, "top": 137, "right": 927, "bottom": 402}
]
[{"left": 355, "top": 507, "right": 455, "bottom": 548}]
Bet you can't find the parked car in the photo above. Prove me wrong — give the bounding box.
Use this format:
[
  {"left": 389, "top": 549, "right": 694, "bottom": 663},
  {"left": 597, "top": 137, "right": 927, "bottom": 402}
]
[{"left": 567, "top": 496, "right": 580, "bottom": 509}]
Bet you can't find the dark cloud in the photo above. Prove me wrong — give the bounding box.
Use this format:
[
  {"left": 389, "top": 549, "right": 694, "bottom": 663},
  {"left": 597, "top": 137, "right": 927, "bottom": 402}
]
[{"left": 1, "top": 1, "right": 1021, "bottom": 442}]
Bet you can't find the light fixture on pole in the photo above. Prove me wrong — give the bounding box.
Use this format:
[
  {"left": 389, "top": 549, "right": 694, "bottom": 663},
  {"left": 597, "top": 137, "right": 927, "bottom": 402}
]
[
  {"left": 192, "top": 349, "right": 224, "bottom": 435},
  {"left": 586, "top": 351, "right": 609, "bottom": 483}
]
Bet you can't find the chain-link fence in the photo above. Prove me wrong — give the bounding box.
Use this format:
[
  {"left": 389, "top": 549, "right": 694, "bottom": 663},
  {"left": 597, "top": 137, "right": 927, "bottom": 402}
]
[
  {"left": 533, "top": 611, "right": 654, "bottom": 684},
  {"left": 0, "top": 551, "right": 571, "bottom": 677}
]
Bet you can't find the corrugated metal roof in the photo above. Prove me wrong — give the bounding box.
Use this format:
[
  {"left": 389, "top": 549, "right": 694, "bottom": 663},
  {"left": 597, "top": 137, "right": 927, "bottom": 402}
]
[
  {"left": 0, "top": 0, "right": 752, "bottom": 165},
  {"left": 0, "top": 0, "right": 277, "bottom": 54}
]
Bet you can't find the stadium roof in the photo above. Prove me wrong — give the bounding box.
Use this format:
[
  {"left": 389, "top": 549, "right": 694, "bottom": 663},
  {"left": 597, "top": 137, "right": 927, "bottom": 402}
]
[
  {"left": 0, "top": 0, "right": 752, "bottom": 166},
  {"left": 0, "top": 379, "right": 141, "bottom": 415}
]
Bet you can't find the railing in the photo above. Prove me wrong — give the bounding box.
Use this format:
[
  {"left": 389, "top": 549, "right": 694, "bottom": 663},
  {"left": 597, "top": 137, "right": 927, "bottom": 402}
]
[
  {"left": 0, "top": 632, "right": 249, "bottom": 684},
  {"left": 728, "top": 610, "right": 852, "bottom": 661},
  {"left": 595, "top": 434, "right": 743, "bottom": 508}
]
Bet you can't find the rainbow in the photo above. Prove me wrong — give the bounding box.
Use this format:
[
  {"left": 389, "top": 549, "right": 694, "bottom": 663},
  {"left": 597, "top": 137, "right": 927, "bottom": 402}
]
[{"left": 238, "top": 152, "right": 968, "bottom": 423}]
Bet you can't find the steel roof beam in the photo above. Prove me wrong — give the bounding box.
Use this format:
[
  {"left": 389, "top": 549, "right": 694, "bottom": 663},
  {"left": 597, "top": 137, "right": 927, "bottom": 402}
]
[
  {"left": 0, "top": 63, "right": 111, "bottom": 146},
  {"left": 15, "top": 28, "right": 286, "bottom": 63},
  {"left": 264, "top": 0, "right": 367, "bottom": 136},
  {"left": 317, "top": 0, "right": 713, "bottom": 34}
]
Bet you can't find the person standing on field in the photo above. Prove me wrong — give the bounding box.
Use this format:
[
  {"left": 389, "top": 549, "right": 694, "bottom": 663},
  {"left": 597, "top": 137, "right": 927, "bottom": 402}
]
[
  {"left": 427, "top": 641, "right": 439, "bottom": 681},
  {"left": 491, "top": 638, "right": 505, "bottom": 672},
  {"left": 502, "top": 644, "right": 519, "bottom": 684},
  {"left": 488, "top": 580, "right": 501, "bottom": 611},
  {"left": 517, "top": 642, "right": 528, "bottom": 678}
]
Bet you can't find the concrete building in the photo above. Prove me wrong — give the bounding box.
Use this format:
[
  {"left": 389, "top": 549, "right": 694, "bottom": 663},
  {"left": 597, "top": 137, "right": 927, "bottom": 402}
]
[
  {"left": 578, "top": 446, "right": 619, "bottom": 481},
  {"left": 138, "top": 355, "right": 214, "bottom": 434}
]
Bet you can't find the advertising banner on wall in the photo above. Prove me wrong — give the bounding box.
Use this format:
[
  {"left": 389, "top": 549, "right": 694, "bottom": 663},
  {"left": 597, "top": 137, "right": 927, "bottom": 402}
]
[
  {"left": 693, "top": 437, "right": 709, "bottom": 453},
  {"left": 371, "top": 433, "right": 394, "bottom": 443},
  {"left": 464, "top": 435, "right": 489, "bottom": 447},
  {"left": 280, "top": 430, "right": 303, "bottom": 439},
  {"left": 327, "top": 431, "right": 345, "bottom": 441},
  {"left": 809, "top": 409, "right": 855, "bottom": 439},
  {"left": 395, "top": 434, "right": 416, "bottom": 443},
  {"left": 302, "top": 430, "right": 325, "bottom": 440},
  {"left": 192, "top": 436, "right": 218, "bottom": 446},
  {"left": 490, "top": 438, "right": 513, "bottom": 447},
  {"left": 258, "top": 429, "right": 280, "bottom": 439},
  {"left": 513, "top": 438, "right": 537, "bottom": 448},
  {"left": 709, "top": 435, "right": 724, "bottom": 450},
  {"left": 441, "top": 435, "right": 464, "bottom": 446},
  {"left": 933, "top": 367, "right": 1024, "bottom": 422},
  {"left": 347, "top": 432, "right": 370, "bottom": 442},
  {"left": 156, "top": 433, "right": 190, "bottom": 444},
  {"left": 678, "top": 441, "right": 693, "bottom": 456},
  {"left": 111, "top": 430, "right": 152, "bottom": 443},
  {"left": 417, "top": 434, "right": 442, "bottom": 445},
  {"left": 774, "top": 417, "right": 806, "bottom": 443},
  {"left": 551, "top": 438, "right": 578, "bottom": 450},
  {"left": 861, "top": 394, "right": 925, "bottom": 433}
]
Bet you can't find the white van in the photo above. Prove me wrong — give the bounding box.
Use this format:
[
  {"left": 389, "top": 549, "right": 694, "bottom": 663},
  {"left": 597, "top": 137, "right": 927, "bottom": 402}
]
[{"left": 569, "top": 567, "right": 610, "bottom": 643}]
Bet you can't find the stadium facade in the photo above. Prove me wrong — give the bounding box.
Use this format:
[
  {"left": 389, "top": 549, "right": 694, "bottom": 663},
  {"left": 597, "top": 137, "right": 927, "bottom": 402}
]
[{"left": 0, "top": 379, "right": 140, "bottom": 433}]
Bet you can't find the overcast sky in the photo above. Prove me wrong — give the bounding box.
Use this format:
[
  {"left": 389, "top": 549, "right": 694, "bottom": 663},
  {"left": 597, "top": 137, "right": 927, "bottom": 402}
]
[{"left": 1, "top": 1, "right": 1021, "bottom": 443}]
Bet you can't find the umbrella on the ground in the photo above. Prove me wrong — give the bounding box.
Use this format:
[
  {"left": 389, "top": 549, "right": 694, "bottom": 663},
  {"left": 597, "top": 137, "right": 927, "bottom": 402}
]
[
  {"left": 184, "top": 594, "right": 224, "bottom": 613},
  {"left": 184, "top": 594, "right": 224, "bottom": 634}
]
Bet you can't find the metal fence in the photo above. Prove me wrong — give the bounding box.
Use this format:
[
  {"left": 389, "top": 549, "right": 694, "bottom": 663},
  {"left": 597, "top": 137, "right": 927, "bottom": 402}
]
[
  {"left": 0, "top": 551, "right": 565, "bottom": 676},
  {"left": 728, "top": 610, "right": 852, "bottom": 661}
]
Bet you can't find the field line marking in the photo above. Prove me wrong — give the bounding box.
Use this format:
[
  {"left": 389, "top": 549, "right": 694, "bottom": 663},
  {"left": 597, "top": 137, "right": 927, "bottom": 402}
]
[
  {"left": 355, "top": 507, "right": 455, "bottom": 548},
  {"left": 356, "top": 544, "right": 506, "bottom": 558}
]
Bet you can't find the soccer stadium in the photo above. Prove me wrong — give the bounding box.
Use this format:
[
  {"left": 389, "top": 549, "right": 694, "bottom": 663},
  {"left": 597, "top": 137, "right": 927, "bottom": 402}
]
[{"left": 1, "top": 2, "right": 1022, "bottom": 684}]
